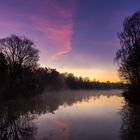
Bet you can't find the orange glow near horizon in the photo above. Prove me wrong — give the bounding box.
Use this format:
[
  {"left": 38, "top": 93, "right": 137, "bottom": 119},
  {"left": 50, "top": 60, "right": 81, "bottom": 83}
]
[{"left": 57, "top": 67, "right": 120, "bottom": 82}]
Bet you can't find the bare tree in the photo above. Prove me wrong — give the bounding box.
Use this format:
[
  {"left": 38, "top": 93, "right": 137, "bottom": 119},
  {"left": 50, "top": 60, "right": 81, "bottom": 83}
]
[
  {"left": 0, "top": 34, "right": 39, "bottom": 75},
  {"left": 115, "top": 11, "right": 140, "bottom": 89}
]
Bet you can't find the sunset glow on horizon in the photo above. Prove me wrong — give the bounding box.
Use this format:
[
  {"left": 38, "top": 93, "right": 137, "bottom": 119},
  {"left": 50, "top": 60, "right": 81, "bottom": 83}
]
[{"left": 0, "top": 0, "right": 140, "bottom": 82}]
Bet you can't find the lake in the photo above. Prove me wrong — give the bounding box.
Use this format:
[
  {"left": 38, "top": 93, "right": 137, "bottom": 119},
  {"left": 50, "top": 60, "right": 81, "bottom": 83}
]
[{"left": 0, "top": 90, "right": 139, "bottom": 140}]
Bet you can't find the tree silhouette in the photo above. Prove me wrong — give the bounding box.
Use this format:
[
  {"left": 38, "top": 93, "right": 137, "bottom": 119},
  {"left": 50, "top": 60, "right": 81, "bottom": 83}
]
[
  {"left": 115, "top": 11, "right": 140, "bottom": 90},
  {"left": 0, "top": 34, "right": 39, "bottom": 76}
]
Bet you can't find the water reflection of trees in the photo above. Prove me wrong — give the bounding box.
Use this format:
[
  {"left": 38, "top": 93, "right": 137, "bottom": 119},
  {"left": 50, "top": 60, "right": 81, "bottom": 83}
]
[
  {"left": 0, "top": 90, "right": 121, "bottom": 140},
  {"left": 0, "top": 99, "right": 39, "bottom": 140},
  {"left": 120, "top": 100, "right": 140, "bottom": 140}
]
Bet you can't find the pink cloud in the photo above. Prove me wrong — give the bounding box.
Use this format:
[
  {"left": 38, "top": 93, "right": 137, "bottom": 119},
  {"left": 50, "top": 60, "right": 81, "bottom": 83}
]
[
  {"left": 47, "top": 24, "right": 73, "bottom": 54},
  {"left": 30, "top": 0, "right": 76, "bottom": 58}
]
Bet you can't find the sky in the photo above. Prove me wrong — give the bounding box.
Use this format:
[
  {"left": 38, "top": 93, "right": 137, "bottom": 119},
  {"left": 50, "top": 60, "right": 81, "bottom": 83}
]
[{"left": 0, "top": 0, "right": 140, "bottom": 82}]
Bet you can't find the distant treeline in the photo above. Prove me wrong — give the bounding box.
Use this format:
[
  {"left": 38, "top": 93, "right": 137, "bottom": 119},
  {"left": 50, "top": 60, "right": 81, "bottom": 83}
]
[
  {"left": 34, "top": 67, "right": 124, "bottom": 90},
  {"left": 0, "top": 66, "right": 124, "bottom": 97}
]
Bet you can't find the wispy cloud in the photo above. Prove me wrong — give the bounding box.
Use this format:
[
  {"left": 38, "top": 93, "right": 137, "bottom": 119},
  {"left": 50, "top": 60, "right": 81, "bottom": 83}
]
[{"left": 31, "top": 0, "right": 76, "bottom": 58}]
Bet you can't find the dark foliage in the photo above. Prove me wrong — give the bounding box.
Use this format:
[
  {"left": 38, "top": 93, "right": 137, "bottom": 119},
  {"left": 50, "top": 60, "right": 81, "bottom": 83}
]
[
  {"left": 115, "top": 11, "right": 140, "bottom": 90},
  {"left": 0, "top": 65, "right": 124, "bottom": 97},
  {"left": 0, "top": 35, "right": 40, "bottom": 97}
]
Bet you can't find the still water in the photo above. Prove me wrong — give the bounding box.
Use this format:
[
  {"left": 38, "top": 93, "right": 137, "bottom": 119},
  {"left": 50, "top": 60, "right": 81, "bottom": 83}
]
[{"left": 0, "top": 90, "right": 139, "bottom": 140}]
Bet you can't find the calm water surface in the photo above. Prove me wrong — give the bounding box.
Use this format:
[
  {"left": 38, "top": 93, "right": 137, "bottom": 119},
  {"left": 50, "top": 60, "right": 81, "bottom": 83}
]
[{"left": 0, "top": 90, "right": 139, "bottom": 140}]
